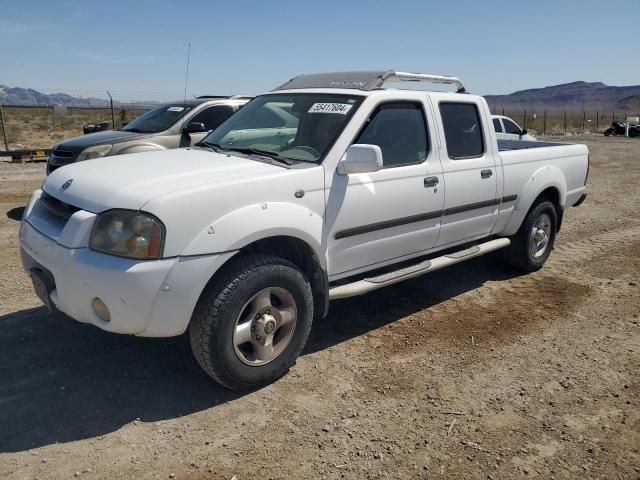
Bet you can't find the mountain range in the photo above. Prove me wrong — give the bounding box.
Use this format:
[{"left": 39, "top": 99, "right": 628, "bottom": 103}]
[
  {"left": 485, "top": 81, "right": 640, "bottom": 112},
  {"left": 0, "top": 85, "right": 157, "bottom": 108},
  {"left": 2, "top": 81, "right": 640, "bottom": 112}
]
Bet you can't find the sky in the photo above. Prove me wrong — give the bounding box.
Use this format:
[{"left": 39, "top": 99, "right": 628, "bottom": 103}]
[{"left": 1, "top": 0, "right": 639, "bottom": 102}]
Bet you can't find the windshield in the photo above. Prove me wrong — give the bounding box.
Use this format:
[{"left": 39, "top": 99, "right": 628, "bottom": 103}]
[
  {"left": 202, "top": 93, "right": 363, "bottom": 162},
  {"left": 121, "top": 103, "right": 195, "bottom": 133}
]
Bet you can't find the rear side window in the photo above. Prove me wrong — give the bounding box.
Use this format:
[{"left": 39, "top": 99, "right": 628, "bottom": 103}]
[
  {"left": 503, "top": 118, "right": 521, "bottom": 134},
  {"left": 439, "top": 102, "right": 485, "bottom": 159},
  {"left": 191, "top": 105, "right": 235, "bottom": 132},
  {"left": 356, "top": 103, "right": 428, "bottom": 167},
  {"left": 492, "top": 118, "right": 503, "bottom": 132}
]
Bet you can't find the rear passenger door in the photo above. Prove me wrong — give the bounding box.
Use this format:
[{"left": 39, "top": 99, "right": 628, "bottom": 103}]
[{"left": 435, "top": 99, "right": 498, "bottom": 246}]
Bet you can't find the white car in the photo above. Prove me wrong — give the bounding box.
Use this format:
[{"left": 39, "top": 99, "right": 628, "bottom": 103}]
[
  {"left": 492, "top": 115, "right": 537, "bottom": 141},
  {"left": 20, "top": 70, "right": 588, "bottom": 390}
]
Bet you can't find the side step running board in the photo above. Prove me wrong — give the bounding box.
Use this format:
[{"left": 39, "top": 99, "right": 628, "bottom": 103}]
[{"left": 328, "top": 238, "right": 511, "bottom": 300}]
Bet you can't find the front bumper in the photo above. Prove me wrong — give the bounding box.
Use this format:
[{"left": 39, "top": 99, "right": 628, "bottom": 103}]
[{"left": 19, "top": 220, "right": 236, "bottom": 337}]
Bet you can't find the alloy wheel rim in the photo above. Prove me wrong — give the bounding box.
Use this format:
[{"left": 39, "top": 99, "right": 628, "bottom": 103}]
[
  {"left": 528, "top": 213, "right": 552, "bottom": 259},
  {"left": 232, "top": 287, "right": 297, "bottom": 366}
]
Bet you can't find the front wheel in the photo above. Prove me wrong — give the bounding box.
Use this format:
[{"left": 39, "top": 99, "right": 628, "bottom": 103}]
[
  {"left": 629, "top": 128, "right": 639, "bottom": 138},
  {"left": 503, "top": 200, "right": 557, "bottom": 272},
  {"left": 604, "top": 128, "right": 613, "bottom": 136},
  {"left": 189, "top": 254, "right": 314, "bottom": 390}
]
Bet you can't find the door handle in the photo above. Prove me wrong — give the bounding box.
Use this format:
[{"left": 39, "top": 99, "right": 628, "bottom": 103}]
[
  {"left": 481, "top": 169, "right": 493, "bottom": 179},
  {"left": 424, "top": 176, "right": 439, "bottom": 188}
]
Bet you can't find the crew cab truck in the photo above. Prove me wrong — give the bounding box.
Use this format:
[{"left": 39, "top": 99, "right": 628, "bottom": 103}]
[{"left": 20, "top": 71, "right": 588, "bottom": 390}]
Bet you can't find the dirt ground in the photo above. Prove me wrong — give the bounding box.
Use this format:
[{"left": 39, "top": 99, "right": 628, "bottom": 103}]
[
  {"left": 0, "top": 106, "right": 145, "bottom": 151},
  {"left": 0, "top": 135, "right": 639, "bottom": 480}
]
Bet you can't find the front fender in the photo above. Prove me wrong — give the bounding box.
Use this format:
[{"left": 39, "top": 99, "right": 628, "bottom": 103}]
[
  {"left": 502, "top": 165, "right": 567, "bottom": 236},
  {"left": 181, "top": 201, "right": 326, "bottom": 268}
]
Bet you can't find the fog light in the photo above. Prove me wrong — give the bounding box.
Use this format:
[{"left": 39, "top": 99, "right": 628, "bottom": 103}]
[{"left": 92, "top": 297, "right": 111, "bottom": 322}]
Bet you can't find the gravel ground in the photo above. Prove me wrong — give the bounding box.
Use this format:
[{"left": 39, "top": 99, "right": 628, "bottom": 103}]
[{"left": 0, "top": 135, "right": 639, "bottom": 479}]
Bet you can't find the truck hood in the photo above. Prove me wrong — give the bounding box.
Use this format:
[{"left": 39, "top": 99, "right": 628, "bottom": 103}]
[
  {"left": 43, "top": 148, "right": 283, "bottom": 212},
  {"left": 54, "top": 129, "right": 152, "bottom": 151}
]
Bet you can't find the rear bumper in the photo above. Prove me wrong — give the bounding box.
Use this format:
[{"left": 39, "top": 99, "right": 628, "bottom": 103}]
[
  {"left": 573, "top": 192, "right": 587, "bottom": 207},
  {"left": 19, "top": 220, "right": 236, "bottom": 337}
]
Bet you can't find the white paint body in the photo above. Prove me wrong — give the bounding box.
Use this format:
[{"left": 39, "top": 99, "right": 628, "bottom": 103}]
[
  {"left": 492, "top": 115, "right": 537, "bottom": 141},
  {"left": 20, "top": 87, "right": 588, "bottom": 337}
]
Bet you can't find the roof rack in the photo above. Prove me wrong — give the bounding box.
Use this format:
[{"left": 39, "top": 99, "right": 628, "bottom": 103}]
[
  {"left": 274, "top": 70, "right": 466, "bottom": 93},
  {"left": 195, "top": 95, "right": 254, "bottom": 100}
]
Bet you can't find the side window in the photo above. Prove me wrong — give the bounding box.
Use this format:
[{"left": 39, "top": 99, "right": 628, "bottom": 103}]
[
  {"left": 190, "top": 105, "right": 235, "bottom": 131},
  {"left": 492, "top": 118, "right": 503, "bottom": 133},
  {"left": 439, "top": 102, "right": 485, "bottom": 159},
  {"left": 356, "top": 103, "right": 428, "bottom": 167},
  {"left": 503, "top": 119, "right": 522, "bottom": 134}
]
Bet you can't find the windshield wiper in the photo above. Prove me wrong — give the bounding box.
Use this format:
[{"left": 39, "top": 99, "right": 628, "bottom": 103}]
[
  {"left": 223, "top": 147, "right": 295, "bottom": 166},
  {"left": 199, "top": 143, "right": 295, "bottom": 166},
  {"left": 121, "top": 127, "right": 147, "bottom": 133},
  {"left": 196, "top": 141, "right": 224, "bottom": 153}
]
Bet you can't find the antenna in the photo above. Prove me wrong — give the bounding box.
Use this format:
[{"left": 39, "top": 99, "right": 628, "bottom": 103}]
[{"left": 183, "top": 42, "right": 191, "bottom": 107}]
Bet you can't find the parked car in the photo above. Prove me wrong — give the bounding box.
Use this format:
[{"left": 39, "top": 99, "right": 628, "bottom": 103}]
[
  {"left": 46, "top": 95, "right": 252, "bottom": 174},
  {"left": 21, "top": 70, "right": 588, "bottom": 390},
  {"left": 604, "top": 120, "right": 640, "bottom": 137},
  {"left": 492, "top": 115, "right": 536, "bottom": 141}
]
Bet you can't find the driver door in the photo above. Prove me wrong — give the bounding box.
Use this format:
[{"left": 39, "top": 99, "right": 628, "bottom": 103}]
[
  {"left": 181, "top": 105, "right": 236, "bottom": 147},
  {"left": 325, "top": 100, "right": 444, "bottom": 280}
]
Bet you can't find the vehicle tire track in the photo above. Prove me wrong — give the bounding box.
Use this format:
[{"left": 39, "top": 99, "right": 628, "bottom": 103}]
[{"left": 425, "top": 224, "right": 640, "bottom": 313}]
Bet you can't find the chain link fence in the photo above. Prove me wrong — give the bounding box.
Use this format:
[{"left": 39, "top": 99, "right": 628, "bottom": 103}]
[{"left": 0, "top": 105, "right": 149, "bottom": 151}]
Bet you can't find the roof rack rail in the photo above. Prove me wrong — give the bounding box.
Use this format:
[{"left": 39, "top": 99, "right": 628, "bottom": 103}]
[
  {"left": 195, "top": 95, "right": 254, "bottom": 100},
  {"left": 274, "top": 70, "right": 466, "bottom": 94}
]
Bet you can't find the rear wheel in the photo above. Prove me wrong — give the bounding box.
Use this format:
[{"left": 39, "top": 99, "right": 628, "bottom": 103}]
[
  {"left": 503, "top": 200, "right": 557, "bottom": 272},
  {"left": 629, "top": 128, "right": 639, "bottom": 138},
  {"left": 189, "top": 254, "right": 314, "bottom": 390},
  {"left": 604, "top": 128, "right": 613, "bottom": 136}
]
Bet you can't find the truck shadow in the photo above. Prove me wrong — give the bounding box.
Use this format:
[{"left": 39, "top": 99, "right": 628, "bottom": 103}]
[{"left": 0, "top": 253, "right": 521, "bottom": 453}]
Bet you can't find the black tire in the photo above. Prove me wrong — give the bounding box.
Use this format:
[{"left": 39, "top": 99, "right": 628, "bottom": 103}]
[
  {"left": 189, "top": 254, "right": 313, "bottom": 390},
  {"left": 503, "top": 200, "right": 557, "bottom": 272},
  {"left": 604, "top": 128, "right": 613, "bottom": 136},
  {"left": 629, "top": 128, "right": 639, "bottom": 138}
]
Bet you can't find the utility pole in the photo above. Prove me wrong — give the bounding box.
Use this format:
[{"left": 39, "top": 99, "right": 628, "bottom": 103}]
[{"left": 0, "top": 88, "right": 9, "bottom": 151}]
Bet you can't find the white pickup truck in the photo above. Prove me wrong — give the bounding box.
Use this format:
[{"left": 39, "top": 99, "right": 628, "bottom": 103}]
[{"left": 20, "top": 71, "right": 589, "bottom": 390}]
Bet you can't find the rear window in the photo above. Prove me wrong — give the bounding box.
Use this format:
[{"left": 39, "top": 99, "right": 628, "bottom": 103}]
[{"left": 439, "top": 102, "right": 485, "bottom": 159}]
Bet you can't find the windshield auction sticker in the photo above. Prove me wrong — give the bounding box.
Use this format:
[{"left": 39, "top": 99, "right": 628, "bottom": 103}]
[
  {"left": 308, "top": 103, "right": 353, "bottom": 114},
  {"left": 167, "top": 106, "right": 185, "bottom": 112}
]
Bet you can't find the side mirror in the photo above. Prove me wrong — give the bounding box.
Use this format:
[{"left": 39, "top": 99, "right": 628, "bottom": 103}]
[
  {"left": 520, "top": 129, "right": 528, "bottom": 136},
  {"left": 337, "top": 144, "right": 383, "bottom": 175},
  {"left": 183, "top": 122, "right": 206, "bottom": 134}
]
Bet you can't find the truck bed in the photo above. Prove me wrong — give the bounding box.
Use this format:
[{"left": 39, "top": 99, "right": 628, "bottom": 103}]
[{"left": 497, "top": 139, "right": 567, "bottom": 151}]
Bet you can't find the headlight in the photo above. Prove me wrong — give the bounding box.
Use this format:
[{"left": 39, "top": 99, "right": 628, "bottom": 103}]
[
  {"left": 77, "top": 144, "right": 112, "bottom": 162},
  {"left": 90, "top": 210, "right": 165, "bottom": 259}
]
